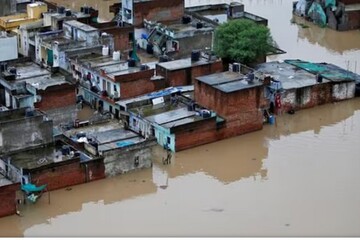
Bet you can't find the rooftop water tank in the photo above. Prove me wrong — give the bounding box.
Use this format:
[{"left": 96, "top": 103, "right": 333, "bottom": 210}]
[
  {"left": 113, "top": 51, "right": 120, "bottom": 61},
  {"left": 102, "top": 46, "right": 109, "bottom": 56}
]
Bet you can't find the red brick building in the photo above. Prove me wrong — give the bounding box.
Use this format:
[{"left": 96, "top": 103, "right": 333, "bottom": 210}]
[
  {"left": 194, "top": 71, "right": 267, "bottom": 143},
  {"left": 34, "top": 83, "right": 76, "bottom": 111},
  {"left": 156, "top": 57, "right": 223, "bottom": 87},
  {"left": 0, "top": 182, "right": 20, "bottom": 218},
  {"left": 91, "top": 21, "right": 134, "bottom": 53}
]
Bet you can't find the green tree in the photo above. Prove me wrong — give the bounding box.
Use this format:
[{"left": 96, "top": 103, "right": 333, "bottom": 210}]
[{"left": 214, "top": 19, "right": 274, "bottom": 65}]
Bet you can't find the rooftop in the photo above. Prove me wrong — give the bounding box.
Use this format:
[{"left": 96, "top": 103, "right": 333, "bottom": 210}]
[
  {"left": 255, "top": 61, "right": 330, "bottom": 90},
  {"left": 65, "top": 121, "right": 146, "bottom": 152},
  {"left": 1, "top": 62, "right": 70, "bottom": 90},
  {"left": 9, "top": 142, "right": 79, "bottom": 170},
  {"left": 145, "top": 107, "right": 197, "bottom": 125},
  {"left": 90, "top": 128, "right": 146, "bottom": 152},
  {"left": 157, "top": 57, "right": 218, "bottom": 71},
  {"left": 130, "top": 99, "right": 213, "bottom": 131},
  {"left": 72, "top": 53, "right": 157, "bottom": 78},
  {"left": 196, "top": 71, "right": 263, "bottom": 93},
  {"left": 116, "top": 86, "right": 194, "bottom": 110},
  {"left": 64, "top": 20, "right": 97, "bottom": 32},
  {"left": 41, "top": 35, "right": 79, "bottom": 45},
  {"left": 187, "top": 3, "right": 267, "bottom": 24},
  {"left": 285, "top": 59, "right": 360, "bottom": 83},
  {"left": 0, "top": 108, "right": 42, "bottom": 123}
]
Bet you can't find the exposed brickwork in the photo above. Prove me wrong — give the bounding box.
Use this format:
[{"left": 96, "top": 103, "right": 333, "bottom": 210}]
[
  {"left": 176, "top": 79, "right": 265, "bottom": 151},
  {"left": 156, "top": 60, "right": 223, "bottom": 87},
  {"left": 280, "top": 83, "right": 332, "bottom": 113},
  {"left": 119, "top": 69, "right": 166, "bottom": 99},
  {"left": 85, "top": 159, "right": 106, "bottom": 182},
  {"left": 34, "top": 84, "right": 76, "bottom": 111},
  {"left": 29, "top": 159, "right": 105, "bottom": 191},
  {"left": 0, "top": 183, "right": 20, "bottom": 218},
  {"left": 175, "top": 111, "right": 263, "bottom": 151}
]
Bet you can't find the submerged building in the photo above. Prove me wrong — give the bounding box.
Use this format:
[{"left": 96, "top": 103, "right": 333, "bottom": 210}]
[{"left": 255, "top": 60, "right": 358, "bottom": 113}]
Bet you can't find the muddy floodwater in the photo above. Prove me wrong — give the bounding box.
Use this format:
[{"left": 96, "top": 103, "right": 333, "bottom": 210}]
[
  {"left": 1, "top": 98, "right": 360, "bottom": 237},
  {"left": 1, "top": 0, "right": 360, "bottom": 237}
]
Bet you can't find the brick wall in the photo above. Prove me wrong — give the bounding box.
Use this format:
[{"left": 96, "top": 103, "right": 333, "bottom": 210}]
[
  {"left": 118, "top": 69, "right": 166, "bottom": 99},
  {"left": 175, "top": 110, "right": 263, "bottom": 151},
  {"left": 29, "top": 158, "right": 105, "bottom": 191},
  {"left": 176, "top": 81, "right": 264, "bottom": 151},
  {"left": 156, "top": 60, "right": 223, "bottom": 87},
  {"left": 280, "top": 84, "right": 332, "bottom": 112},
  {"left": 195, "top": 80, "right": 264, "bottom": 118},
  {"left": 133, "top": 0, "right": 184, "bottom": 27},
  {"left": 34, "top": 84, "right": 76, "bottom": 111},
  {"left": 175, "top": 118, "right": 218, "bottom": 151},
  {"left": 0, "top": 183, "right": 20, "bottom": 218}
]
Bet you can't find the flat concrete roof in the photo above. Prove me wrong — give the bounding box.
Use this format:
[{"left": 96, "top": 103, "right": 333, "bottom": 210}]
[
  {"left": 255, "top": 61, "right": 331, "bottom": 90},
  {"left": 2, "top": 62, "right": 70, "bottom": 90},
  {"left": 157, "top": 58, "right": 216, "bottom": 71},
  {"left": 0, "top": 108, "right": 42, "bottom": 123},
  {"left": 72, "top": 53, "right": 157, "bottom": 78},
  {"left": 196, "top": 71, "right": 263, "bottom": 93},
  {"left": 71, "top": 53, "right": 121, "bottom": 68},
  {"left": 97, "top": 136, "right": 145, "bottom": 152},
  {"left": 20, "top": 73, "right": 69, "bottom": 90},
  {"left": 11, "top": 62, "right": 49, "bottom": 80},
  {"left": 145, "top": 107, "right": 196, "bottom": 125},
  {"left": 42, "top": 35, "right": 78, "bottom": 45},
  {"left": 64, "top": 20, "right": 97, "bottom": 32},
  {"left": 116, "top": 86, "right": 194, "bottom": 108},
  {"left": 95, "top": 62, "right": 155, "bottom": 78},
  {"left": 90, "top": 128, "right": 138, "bottom": 144},
  {"left": 9, "top": 144, "right": 77, "bottom": 170}
]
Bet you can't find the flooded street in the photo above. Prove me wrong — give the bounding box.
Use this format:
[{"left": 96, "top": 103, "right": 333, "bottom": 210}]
[
  {"left": 1, "top": 99, "right": 360, "bottom": 236},
  {"left": 1, "top": 0, "right": 360, "bottom": 237}
]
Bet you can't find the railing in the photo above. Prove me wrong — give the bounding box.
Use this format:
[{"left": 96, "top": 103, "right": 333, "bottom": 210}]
[{"left": 0, "top": 158, "right": 23, "bottom": 184}]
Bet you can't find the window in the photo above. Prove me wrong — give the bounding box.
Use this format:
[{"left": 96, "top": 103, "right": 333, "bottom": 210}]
[
  {"left": 97, "top": 76, "right": 100, "bottom": 84},
  {"left": 167, "top": 136, "right": 171, "bottom": 144}
]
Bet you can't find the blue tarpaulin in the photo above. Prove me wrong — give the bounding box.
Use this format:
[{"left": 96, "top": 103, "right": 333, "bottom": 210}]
[{"left": 21, "top": 183, "right": 47, "bottom": 194}]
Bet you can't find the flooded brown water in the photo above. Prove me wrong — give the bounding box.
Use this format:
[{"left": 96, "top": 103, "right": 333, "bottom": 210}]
[
  {"left": 1, "top": 98, "right": 360, "bottom": 237},
  {"left": 1, "top": 0, "right": 360, "bottom": 237}
]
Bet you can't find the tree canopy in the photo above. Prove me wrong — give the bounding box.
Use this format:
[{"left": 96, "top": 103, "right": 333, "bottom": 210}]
[{"left": 213, "top": 19, "right": 274, "bottom": 65}]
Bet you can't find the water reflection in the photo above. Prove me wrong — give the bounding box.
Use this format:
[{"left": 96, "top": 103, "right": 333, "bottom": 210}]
[
  {"left": 294, "top": 16, "right": 360, "bottom": 54},
  {"left": 1, "top": 99, "right": 359, "bottom": 236},
  {"left": 1, "top": 0, "right": 360, "bottom": 236}
]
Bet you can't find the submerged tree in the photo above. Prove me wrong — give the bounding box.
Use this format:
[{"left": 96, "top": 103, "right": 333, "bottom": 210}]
[{"left": 213, "top": 19, "right": 274, "bottom": 65}]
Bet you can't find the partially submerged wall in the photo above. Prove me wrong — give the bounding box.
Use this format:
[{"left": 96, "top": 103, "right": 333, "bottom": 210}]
[
  {"left": 0, "top": 182, "right": 20, "bottom": 218},
  {"left": 29, "top": 158, "right": 105, "bottom": 191},
  {"left": 332, "top": 82, "right": 355, "bottom": 101},
  {"left": 102, "top": 140, "right": 156, "bottom": 177}
]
